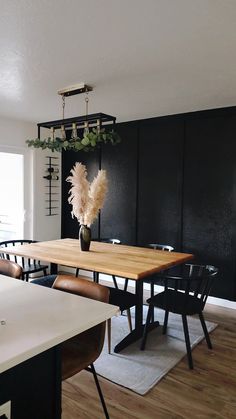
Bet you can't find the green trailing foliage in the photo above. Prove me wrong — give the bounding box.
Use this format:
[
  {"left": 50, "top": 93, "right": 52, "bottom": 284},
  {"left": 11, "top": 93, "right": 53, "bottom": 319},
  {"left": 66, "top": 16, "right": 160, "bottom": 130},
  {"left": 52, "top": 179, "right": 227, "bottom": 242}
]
[{"left": 26, "top": 128, "right": 121, "bottom": 152}]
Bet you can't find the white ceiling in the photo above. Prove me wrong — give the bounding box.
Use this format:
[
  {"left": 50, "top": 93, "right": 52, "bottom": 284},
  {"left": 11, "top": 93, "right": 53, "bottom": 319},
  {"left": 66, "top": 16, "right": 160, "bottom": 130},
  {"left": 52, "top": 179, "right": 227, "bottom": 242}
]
[{"left": 0, "top": 0, "right": 236, "bottom": 124}]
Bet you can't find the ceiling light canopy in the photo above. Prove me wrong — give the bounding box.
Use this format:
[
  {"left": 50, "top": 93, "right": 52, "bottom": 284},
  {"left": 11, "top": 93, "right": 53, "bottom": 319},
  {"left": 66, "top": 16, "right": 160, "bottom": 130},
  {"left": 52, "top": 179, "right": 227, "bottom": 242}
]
[{"left": 26, "top": 83, "right": 120, "bottom": 152}]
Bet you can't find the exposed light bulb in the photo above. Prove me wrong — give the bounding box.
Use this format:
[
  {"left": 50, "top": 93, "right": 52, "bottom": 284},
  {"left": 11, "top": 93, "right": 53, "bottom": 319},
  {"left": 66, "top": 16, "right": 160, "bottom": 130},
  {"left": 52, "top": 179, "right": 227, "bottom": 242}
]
[
  {"left": 72, "top": 123, "right": 77, "bottom": 139},
  {"left": 84, "top": 121, "right": 89, "bottom": 135},
  {"left": 61, "top": 125, "right": 66, "bottom": 140}
]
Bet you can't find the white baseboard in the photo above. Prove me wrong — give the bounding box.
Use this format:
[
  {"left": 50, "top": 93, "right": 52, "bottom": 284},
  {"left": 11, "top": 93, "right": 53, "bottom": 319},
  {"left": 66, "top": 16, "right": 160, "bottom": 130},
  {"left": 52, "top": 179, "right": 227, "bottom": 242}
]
[
  {"left": 206, "top": 295, "right": 236, "bottom": 309},
  {"left": 59, "top": 267, "right": 236, "bottom": 310}
]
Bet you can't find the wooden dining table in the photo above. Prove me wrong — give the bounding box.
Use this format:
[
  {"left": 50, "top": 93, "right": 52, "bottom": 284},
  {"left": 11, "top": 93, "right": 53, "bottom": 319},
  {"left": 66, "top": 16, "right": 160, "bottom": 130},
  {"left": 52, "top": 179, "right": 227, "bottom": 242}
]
[{"left": 1, "top": 238, "right": 193, "bottom": 352}]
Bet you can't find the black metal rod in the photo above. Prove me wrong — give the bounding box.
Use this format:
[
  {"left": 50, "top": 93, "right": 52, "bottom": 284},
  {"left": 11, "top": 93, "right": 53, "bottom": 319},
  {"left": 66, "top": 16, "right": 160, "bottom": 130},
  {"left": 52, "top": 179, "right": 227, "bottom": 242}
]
[{"left": 38, "top": 113, "right": 116, "bottom": 130}]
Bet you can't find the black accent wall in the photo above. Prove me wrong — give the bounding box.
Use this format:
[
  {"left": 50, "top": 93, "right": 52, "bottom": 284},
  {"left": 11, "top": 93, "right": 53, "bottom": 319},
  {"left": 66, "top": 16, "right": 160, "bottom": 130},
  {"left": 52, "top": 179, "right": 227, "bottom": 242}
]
[
  {"left": 138, "top": 119, "right": 184, "bottom": 249},
  {"left": 61, "top": 106, "right": 236, "bottom": 301},
  {"left": 182, "top": 114, "right": 236, "bottom": 300},
  {"left": 101, "top": 122, "right": 138, "bottom": 244}
]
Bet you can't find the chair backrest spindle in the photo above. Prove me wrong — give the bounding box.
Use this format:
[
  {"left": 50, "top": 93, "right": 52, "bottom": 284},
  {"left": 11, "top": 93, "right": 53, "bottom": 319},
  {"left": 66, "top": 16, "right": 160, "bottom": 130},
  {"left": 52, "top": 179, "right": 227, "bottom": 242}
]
[{"left": 162, "top": 263, "right": 218, "bottom": 313}]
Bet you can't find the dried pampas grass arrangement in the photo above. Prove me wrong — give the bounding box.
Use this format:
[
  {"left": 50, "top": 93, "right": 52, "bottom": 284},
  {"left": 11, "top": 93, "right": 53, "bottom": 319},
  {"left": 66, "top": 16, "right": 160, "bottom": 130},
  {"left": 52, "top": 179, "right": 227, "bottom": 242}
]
[{"left": 67, "top": 162, "right": 108, "bottom": 227}]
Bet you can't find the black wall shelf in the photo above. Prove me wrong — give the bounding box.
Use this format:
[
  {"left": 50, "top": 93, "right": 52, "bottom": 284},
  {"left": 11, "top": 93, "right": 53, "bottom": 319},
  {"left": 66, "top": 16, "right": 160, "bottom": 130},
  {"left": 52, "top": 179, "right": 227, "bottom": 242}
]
[{"left": 44, "top": 156, "right": 59, "bottom": 216}]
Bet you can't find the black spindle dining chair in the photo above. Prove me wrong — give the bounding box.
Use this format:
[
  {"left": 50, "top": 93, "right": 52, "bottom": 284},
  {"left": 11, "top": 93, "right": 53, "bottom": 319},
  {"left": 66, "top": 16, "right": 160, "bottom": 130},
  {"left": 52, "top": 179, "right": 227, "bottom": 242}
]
[
  {"left": 76, "top": 238, "right": 121, "bottom": 288},
  {"left": 141, "top": 263, "right": 218, "bottom": 369},
  {"left": 124, "top": 243, "right": 174, "bottom": 293},
  {"left": 0, "top": 240, "right": 48, "bottom": 281}
]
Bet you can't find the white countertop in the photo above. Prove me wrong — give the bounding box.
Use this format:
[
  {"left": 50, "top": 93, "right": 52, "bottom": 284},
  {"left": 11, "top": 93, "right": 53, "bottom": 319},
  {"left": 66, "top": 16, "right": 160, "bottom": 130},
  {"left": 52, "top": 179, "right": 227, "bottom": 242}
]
[{"left": 0, "top": 275, "right": 119, "bottom": 373}]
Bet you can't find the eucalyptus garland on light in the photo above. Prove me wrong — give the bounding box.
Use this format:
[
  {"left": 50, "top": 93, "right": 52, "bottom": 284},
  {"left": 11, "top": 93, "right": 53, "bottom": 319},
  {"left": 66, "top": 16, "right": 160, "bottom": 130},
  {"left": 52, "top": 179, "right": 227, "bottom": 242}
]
[{"left": 26, "top": 127, "right": 121, "bottom": 152}]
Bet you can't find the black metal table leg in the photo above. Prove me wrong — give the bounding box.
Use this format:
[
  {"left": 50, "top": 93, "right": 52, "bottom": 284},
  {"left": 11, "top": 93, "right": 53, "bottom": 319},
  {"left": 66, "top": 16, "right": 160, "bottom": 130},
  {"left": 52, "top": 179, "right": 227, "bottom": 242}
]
[
  {"left": 114, "top": 280, "right": 159, "bottom": 353},
  {"left": 50, "top": 263, "right": 58, "bottom": 275}
]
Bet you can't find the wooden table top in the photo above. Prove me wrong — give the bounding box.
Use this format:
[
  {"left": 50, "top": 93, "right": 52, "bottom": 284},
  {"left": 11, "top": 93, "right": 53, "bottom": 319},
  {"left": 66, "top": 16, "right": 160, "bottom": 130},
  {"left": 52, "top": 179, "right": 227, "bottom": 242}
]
[{"left": 1, "top": 239, "right": 193, "bottom": 280}]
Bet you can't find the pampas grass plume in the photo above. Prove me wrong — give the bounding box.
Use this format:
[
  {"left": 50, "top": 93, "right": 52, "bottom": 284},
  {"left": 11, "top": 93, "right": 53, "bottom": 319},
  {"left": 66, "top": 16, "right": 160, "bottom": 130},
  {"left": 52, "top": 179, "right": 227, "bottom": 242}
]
[
  {"left": 66, "top": 162, "right": 89, "bottom": 224},
  {"left": 67, "top": 163, "right": 108, "bottom": 226},
  {"left": 84, "top": 169, "right": 108, "bottom": 226}
]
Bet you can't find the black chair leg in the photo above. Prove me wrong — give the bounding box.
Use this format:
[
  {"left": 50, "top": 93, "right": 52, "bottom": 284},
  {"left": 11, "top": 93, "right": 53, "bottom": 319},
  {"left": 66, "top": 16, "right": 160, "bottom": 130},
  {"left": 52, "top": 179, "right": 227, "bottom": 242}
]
[
  {"left": 75, "top": 268, "right": 79, "bottom": 277},
  {"left": 163, "top": 310, "right": 169, "bottom": 335},
  {"left": 140, "top": 304, "right": 153, "bottom": 350},
  {"left": 112, "top": 275, "right": 118, "bottom": 289},
  {"left": 123, "top": 278, "right": 129, "bottom": 291},
  {"left": 90, "top": 363, "right": 110, "bottom": 419},
  {"left": 199, "top": 312, "right": 212, "bottom": 349},
  {"left": 43, "top": 268, "right": 47, "bottom": 276},
  {"left": 150, "top": 282, "right": 155, "bottom": 322},
  {"left": 182, "top": 315, "right": 193, "bottom": 369},
  {"left": 93, "top": 272, "right": 99, "bottom": 283}
]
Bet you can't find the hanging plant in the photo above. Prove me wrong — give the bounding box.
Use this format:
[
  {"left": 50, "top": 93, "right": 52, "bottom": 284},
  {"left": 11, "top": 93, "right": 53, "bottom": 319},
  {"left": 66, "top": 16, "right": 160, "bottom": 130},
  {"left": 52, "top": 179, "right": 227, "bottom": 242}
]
[{"left": 26, "top": 127, "right": 121, "bottom": 153}]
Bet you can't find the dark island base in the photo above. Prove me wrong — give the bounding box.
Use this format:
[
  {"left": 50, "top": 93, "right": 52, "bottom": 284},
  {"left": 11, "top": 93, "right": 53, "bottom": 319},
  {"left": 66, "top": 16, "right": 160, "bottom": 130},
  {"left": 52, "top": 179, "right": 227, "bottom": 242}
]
[{"left": 0, "top": 347, "right": 61, "bottom": 419}]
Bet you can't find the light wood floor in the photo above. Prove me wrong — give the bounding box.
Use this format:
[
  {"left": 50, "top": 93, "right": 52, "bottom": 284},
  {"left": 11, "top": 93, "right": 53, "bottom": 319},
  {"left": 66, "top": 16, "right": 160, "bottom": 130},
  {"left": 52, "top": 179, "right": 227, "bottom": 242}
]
[{"left": 62, "top": 283, "right": 236, "bottom": 419}]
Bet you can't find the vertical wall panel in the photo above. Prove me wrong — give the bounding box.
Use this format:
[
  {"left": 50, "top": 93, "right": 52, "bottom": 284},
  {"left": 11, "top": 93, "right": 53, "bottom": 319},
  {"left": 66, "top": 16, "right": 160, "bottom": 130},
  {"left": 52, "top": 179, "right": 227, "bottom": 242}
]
[
  {"left": 183, "top": 115, "right": 236, "bottom": 300},
  {"left": 100, "top": 122, "right": 138, "bottom": 244},
  {"left": 138, "top": 119, "right": 184, "bottom": 249}
]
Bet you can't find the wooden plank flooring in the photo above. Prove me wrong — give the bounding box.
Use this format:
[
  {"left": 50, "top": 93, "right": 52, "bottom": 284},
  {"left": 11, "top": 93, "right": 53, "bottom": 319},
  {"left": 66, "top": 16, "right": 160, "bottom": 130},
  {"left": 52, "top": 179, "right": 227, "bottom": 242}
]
[{"left": 62, "top": 284, "right": 236, "bottom": 419}]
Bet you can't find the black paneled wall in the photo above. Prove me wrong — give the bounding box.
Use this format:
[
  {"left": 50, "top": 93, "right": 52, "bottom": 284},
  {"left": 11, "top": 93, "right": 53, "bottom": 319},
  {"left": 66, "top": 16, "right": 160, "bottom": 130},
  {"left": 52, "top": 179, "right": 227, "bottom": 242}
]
[
  {"left": 100, "top": 122, "right": 138, "bottom": 244},
  {"left": 61, "top": 108, "right": 236, "bottom": 301},
  {"left": 183, "top": 115, "right": 236, "bottom": 300},
  {"left": 138, "top": 119, "right": 184, "bottom": 249}
]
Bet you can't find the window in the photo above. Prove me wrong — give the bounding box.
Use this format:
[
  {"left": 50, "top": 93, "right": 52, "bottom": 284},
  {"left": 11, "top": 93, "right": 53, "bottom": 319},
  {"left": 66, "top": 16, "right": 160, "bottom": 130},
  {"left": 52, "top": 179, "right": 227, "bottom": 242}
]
[{"left": 0, "top": 152, "right": 24, "bottom": 240}]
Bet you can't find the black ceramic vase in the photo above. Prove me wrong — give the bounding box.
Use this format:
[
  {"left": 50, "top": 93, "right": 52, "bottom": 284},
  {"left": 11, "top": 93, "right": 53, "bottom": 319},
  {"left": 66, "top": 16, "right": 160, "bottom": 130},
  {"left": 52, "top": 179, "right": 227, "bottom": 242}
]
[{"left": 79, "top": 224, "right": 91, "bottom": 251}]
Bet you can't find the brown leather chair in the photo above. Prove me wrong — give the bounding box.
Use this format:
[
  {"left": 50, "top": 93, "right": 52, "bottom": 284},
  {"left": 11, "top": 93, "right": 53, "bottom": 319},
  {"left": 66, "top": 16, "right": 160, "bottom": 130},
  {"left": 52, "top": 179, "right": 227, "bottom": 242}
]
[
  {"left": 52, "top": 274, "right": 110, "bottom": 419},
  {"left": 0, "top": 259, "right": 22, "bottom": 279},
  {"left": 32, "top": 272, "right": 133, "bottom": 355},
  {"left": 75, "top": 237, "right": 136, "bottom": 353}
]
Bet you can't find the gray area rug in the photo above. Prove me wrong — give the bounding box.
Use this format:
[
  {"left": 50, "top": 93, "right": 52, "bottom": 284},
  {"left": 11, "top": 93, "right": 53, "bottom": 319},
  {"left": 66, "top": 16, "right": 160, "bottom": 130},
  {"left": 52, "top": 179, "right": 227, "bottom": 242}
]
[{"left": 95, "top": 307, "right": 217, "bottom": 395}]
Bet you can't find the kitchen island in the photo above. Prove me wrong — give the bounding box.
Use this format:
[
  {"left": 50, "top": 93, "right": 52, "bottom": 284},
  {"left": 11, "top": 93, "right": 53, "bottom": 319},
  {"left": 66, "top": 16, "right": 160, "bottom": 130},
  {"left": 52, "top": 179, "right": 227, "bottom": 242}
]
[{"left": 0, "top": 275, "right": 118, "bottom": 418}]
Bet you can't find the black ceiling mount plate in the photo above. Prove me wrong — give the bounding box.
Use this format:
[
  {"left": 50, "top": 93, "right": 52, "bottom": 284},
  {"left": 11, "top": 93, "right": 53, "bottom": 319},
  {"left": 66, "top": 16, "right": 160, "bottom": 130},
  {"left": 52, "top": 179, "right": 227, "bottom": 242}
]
[{"left": 57, "top": 83, "right": 93, "bottom": 97}]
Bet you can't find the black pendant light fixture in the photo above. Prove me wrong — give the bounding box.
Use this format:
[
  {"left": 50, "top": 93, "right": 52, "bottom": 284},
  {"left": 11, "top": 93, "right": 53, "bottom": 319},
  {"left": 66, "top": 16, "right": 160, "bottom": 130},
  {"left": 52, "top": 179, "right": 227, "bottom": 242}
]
[{"left": 26, "top": 83, "right": 120, "bottom": 152}]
